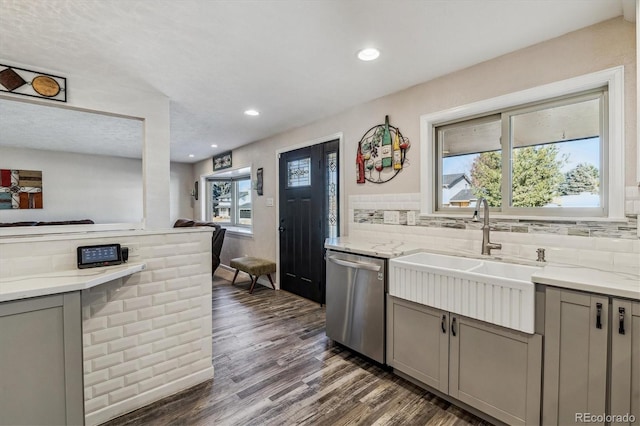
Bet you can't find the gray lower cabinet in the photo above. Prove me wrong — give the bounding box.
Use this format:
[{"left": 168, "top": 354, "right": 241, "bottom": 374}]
[
  {"left": 543, "top": 287, "right": 609, "bottom": 426},
  {"left": 0, "top": 292, "right": 84, "bottom": 426},
  {"left": 387, "top": 296, "right": 449, "bottom": 393},
  {"left": 543, "top": 288, "right": 640, "bottom": 426},
  {"left": 610, "top": 298, "right": 640, "bottom": 426},
  {"left": 387, "top": 296, "right": 542, "bottom": 426}
]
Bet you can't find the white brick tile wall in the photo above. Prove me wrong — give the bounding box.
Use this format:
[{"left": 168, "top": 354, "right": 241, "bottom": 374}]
[
  {"left": 109, "top": 384, "right": 138, "bottom": 404},
  {"left": 0, "top": 230, "right": 214, "bottom": 426}
]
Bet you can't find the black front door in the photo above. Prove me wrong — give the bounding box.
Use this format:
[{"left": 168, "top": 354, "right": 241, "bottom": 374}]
[{"left": 278, "top": 140, "right": 339, "bottom": 303}]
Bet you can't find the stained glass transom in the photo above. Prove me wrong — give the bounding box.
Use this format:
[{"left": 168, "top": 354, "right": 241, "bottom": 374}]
[
  {"left": 287, "top": 157, "right": 311, "bottom": 187},
  {"left": 327, "top": 152, "right": 338, "bottom": 238}
]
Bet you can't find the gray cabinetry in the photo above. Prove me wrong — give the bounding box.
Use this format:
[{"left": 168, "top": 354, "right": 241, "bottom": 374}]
[
  {"left": 0, "top": 293, "right": 84, "bottom": 426},
  {"left": 449, "top": 315, "right": 542, "bottom": 425},
  {"left": 610, "top": 298, "right": 640, "bottom": 425},
  {"left": 387, "top": 295, "right": 542, "bottom": 426},
  {"left": 543, "top": 288, "right": 640, "bottom": 426},
  {"left": 543, "top": 287, "right": 609, "bottom": 426},
  {"left": 387, "top": 296, "right": 449, "bottom": 393}
]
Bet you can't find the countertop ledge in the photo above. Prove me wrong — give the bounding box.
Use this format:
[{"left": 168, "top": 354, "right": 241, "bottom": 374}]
[
  {"left": 325, "top": 237, "right": 640, "bottom": 301},
  {"left": 0, "top": 262, "right": 146, "bottom": 302}
]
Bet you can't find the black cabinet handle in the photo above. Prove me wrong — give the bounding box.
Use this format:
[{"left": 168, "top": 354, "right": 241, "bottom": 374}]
[
  {"left": 596, "top": 303, "right": 602, "bottom": 329},
  {"left": 619, "top": 307, "right": 626, "bottom": 335},
  {"left": 441, "top": 315, "right": 446, "bottom": 334},
  {"left": 451, "top": 317, "right": 457, "bottom": 337}
]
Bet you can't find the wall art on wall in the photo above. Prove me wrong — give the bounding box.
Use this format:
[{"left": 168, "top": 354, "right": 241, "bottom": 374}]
[
  {"left": 356, "top": 115, "right": 410, "bottom": 184},
  {"left": 213, "top": 151, "right": 232, "bottom": 171},
  {"left": 256, "top": 167, "right": 263, "bottom": 195},
  {"left": 0, "top": 169, "right": 43, "bottom": 209},
  {"left": 0, "top": 64, "right": 67, "bottom": 102}
]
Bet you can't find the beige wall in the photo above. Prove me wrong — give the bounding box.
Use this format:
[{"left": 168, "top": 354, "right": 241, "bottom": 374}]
[
  {"left": 0, "top": 60, "right": 171, "bottom": 230},
  {"left": 193, "top": 17, "right": 637, "bottom": 279}
]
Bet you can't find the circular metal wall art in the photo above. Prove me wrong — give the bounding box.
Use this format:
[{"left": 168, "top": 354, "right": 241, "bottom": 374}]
[{"left": 356, "top": 115, "right": 410, "bottom": 184}]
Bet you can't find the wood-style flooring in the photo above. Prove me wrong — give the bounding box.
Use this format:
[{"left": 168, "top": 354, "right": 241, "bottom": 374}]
[{"left": 103, "top": 277, "right": 491, "bottom": 426}]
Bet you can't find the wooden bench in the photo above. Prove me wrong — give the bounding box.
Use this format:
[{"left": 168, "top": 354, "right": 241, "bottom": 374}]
[{"left": 230, "top": 256, "right": 276, "bottom": 294}]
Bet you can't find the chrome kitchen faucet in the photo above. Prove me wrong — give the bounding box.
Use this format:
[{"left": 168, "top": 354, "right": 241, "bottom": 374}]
[{"left": 472, "top": 197, "right": 502, "bottom": 256}]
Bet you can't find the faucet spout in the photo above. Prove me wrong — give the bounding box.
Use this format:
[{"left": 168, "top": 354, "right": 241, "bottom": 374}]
[{"left": 473, "top": 197, "right": 501, "bottom": 256}]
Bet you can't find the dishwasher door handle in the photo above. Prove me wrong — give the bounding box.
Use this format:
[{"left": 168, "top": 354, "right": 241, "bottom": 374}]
[{"left": 327, "top": 256, "right": 381, "bottom": 272}]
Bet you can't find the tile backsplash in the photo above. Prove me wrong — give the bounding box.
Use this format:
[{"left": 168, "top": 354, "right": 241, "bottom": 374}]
[{"left": 349, "top": 193, "right": 639, "bottom": 273}]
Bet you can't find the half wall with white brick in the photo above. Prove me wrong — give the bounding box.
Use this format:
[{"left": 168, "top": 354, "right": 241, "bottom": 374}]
[{"left": 0, "top": 228, "right": 214, "bottom": 426}]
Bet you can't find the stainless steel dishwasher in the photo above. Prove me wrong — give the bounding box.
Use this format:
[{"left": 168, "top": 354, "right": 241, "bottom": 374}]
[{"left": 325, "top": 249, "right": 386, "bottom": 364}]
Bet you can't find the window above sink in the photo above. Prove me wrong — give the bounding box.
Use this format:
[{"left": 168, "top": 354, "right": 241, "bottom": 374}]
[{"left": 420, "top": 66, "right": 625, "bottom": 221}]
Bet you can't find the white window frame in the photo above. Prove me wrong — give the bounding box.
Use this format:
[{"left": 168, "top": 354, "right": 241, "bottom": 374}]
[
  {"left": 420, "top": 66, "right": 625, "bottom": 220},
  {"left": 204, "top": 166, "right": 252, "bottom": 231}
]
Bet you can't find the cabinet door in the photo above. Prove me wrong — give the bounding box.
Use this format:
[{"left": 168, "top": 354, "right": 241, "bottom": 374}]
[
  {"left": 610, "top": 298, "right": 640, "bottom": 425},
  {"left": 387, "top": 296, "right": 449, "bottom": 393},
  {"left": 0, "top": 292, "right": 83, "bottom": 426},
  {"left": 449, "top": 315, "right": 542, "bottom": 426},
  {"left": 543, "top": 288, "right": 609, "bottom": 426}
]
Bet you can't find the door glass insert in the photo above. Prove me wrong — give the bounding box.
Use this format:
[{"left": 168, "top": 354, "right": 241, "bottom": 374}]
[
  {"left": 287, "top": 157, "right": 311, "bottom": 187},
  {"left": 326, "top": 151, "right": 338, "bottom": 238}
]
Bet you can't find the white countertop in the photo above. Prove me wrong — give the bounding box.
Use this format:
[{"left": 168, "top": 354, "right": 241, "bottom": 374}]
[
  {"left": 0, "top": 262, "right": 146, "bottom": 302},
  {"left": 326, "top": 237, "right": 640, "bottom": 301},
  {"left": 325, "top": 236, "right": 425, "bottom": 258}
]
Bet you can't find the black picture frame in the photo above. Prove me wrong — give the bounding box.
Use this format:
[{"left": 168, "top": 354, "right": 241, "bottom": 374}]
[
  {"left": 193, "top": 180, "right": 198, "bottom": 200},
  {"left": 213, "top": 151, "right": 232, "bottom": 170},
  {"left": 256, "top": 167, "right": 263, "bottom": 196}
]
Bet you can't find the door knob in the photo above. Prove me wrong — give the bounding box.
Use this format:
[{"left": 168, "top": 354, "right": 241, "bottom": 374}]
[{"left": 278, "top": 226, "right": 286, "bottom": 232}]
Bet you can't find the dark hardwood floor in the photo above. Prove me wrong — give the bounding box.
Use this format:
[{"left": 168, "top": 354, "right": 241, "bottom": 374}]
[{"left": 103, "top": 277, "right": 491, "bottom": 425}]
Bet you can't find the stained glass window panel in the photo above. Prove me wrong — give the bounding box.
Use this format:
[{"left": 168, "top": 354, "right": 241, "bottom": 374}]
[
  {"left": 326, "top": 152, "right": 338, "bottom": 238},
  {"left": 287, "top": 157, "right": 311, "bottom": 187}
]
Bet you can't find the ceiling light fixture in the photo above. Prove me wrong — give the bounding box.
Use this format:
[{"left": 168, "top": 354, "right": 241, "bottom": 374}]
[
  {"left": 188, "top": 154, "right": 194, "bottom": 158},
  {"left": 244, "top": 109, "right": 260, "bottom": 116},
  {"left": 357, "top": 47, "right": 380, "bottom": 61},
  {"left": 211, "top": 144, "right": 218, "bottom": 148}
]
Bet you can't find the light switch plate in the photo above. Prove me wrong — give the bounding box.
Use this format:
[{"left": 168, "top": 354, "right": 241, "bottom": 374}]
[
  {"left": 383, "top": 210, "right": 400, "bottom": 224},
  {"left": 407, "top": 211, "right": 416, "bottom": 226},
  {"left": 266, "top": 197, "right": 274, "bottom": 207}
]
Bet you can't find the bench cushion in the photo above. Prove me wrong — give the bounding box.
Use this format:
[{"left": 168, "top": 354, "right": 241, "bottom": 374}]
[{"left": 230, "top": 256, "right": 276, "bottom": 276}]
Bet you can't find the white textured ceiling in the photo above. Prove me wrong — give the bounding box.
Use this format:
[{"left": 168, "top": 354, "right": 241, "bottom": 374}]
[{"left": 0, "top": 0, "right": 629, "bottom": 163}]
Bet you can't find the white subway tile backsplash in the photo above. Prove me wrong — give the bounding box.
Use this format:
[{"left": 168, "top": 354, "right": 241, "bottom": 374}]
[
  {"left": 124, "top": 367, "right": 153, "bottom": 386},
  {"left": 92, "top": 377, "right": 125, "bottom": 398},
  {"left": 107, "top": 311, "right": 138, "bottom": 327},
  {"left": 151, "top": 290, "right": 179, "bottom": 306},
  {"left": 123, "top": 319, "right": 152, "bottom": 337},
  {"left": 138, "top": 305, "right": 166, "bottom": 321},
  {"left": 165, "top": 277, "right": 191, "bottom": 291},
  {"left": 137, "top": 352, "right": 167, "bottom": 370},
  {"left": 92, "top": 327, "right": 124, "bottom": 345},
  {"left": 108, "top": 384, "right": 138, "bottom": 405},
  {"left": 91, "top": 353, "right": 124, "bottom": 372},
  {"left": 108, "top": 360, "right": 139, "bottom": 380},
  {"left": 123, "top": 343, "right": 153, "bottom": 362},
  {"left": 84, "top": 344, "right": 108, "bottom": 361},
  {"left": 107, "top": 335, "right": 139, "bottom": 354},
  {"left": 85, "top": 395, "right": 109, "bottom": 414},
  {"left": 137, "top": 328, "right": 166, "bottom": 345},
  {"left": 123, "top": 296, "right": 153, "bottom": 312},
  {"left": 137, "top": 375, "right": 166, "bottom": 395}
]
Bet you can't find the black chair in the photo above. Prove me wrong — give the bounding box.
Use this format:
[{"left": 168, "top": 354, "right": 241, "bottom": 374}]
[
  {"left": 211, "top": 227, "right": 226, "bottom": 275},
  {"left": 173, "top": 219, "right": 226, "bottom": 275}
]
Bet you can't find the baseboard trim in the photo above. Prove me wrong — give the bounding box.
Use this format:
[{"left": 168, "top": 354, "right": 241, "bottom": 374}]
[{"left": 85, "top": 367, "right": 214, "bottom": 426}]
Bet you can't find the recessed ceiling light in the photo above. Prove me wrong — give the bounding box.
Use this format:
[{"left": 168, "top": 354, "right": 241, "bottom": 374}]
[
  {"left": 357, "top": 48, "right": 380, "bottom": 61},
  {"left": 188, "top": 154, "right": 194, "bottom": 158},
  {"left": 244, "top": 109, "right": 260, "bottom": 116},
  {"left": 211, "top": 144, "right": 218, "bottom": 148}
]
